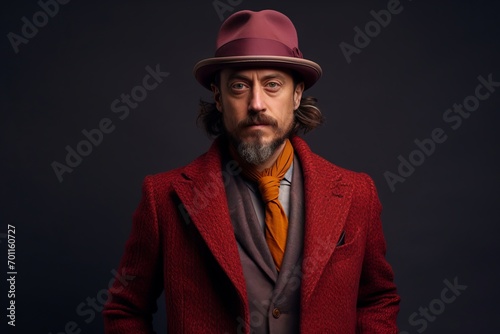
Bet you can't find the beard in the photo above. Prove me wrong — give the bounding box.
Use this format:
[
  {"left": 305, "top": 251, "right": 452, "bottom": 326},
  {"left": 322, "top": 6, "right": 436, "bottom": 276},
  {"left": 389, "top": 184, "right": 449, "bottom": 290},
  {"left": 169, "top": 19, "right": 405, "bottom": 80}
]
[{"left": 227, "top": 112, "right": 295, "bottom": 166}]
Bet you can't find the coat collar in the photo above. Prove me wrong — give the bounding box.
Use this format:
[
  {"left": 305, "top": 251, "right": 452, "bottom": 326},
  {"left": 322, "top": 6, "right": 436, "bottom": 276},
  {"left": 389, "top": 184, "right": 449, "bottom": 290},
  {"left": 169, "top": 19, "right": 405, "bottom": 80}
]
[{"left": 171, "top": 135, "right": 353, "bottom": 311}]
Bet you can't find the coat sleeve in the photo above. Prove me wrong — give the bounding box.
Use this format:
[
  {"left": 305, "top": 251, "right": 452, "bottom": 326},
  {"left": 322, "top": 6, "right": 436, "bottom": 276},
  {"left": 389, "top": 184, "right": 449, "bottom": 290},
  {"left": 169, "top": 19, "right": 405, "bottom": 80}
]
[
  {"left": 356, "top": 174, "right": 400, "bottom": 333},
  {"left": 103, "top": 176, "right": 164, "bottom": 333}
]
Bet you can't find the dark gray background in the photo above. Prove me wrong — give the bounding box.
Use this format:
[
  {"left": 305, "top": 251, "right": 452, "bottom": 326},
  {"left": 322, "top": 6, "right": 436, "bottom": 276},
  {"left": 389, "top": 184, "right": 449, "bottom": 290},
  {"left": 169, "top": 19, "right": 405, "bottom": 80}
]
[{"left": 2, "top": 0, "right": 499, "bottom": 333}]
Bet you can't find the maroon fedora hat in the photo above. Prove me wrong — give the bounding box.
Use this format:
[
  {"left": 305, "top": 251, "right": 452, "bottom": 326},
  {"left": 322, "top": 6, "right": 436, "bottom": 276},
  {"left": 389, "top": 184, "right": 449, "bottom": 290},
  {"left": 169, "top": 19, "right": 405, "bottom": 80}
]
[{"left": 193, "top": 9, "right": 322, "bottom": 90}]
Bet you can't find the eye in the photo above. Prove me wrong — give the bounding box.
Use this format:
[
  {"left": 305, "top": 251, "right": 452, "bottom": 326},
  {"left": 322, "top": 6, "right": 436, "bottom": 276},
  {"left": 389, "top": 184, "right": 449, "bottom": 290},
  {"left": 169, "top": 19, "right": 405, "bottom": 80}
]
[
  {"left": 230, "top": 82, "right": 247, "bottom": 91},
  {"left": 266, "top": 81, "right": 281, "bottom": 91}
]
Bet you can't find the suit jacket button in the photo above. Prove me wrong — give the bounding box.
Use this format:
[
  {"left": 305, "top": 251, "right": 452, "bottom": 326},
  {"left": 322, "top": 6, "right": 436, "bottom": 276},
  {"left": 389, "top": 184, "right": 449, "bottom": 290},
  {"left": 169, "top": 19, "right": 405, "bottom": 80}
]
[{"left": 272, "top": 308, "right": 281, "bottom": 319}]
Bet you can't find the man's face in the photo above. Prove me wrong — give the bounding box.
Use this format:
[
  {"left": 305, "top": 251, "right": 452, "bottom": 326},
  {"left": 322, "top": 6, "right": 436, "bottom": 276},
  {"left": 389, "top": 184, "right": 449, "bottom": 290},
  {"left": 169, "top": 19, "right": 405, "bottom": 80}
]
[{"left": 212, "top": 68, "right": 304, "bottom": 165}]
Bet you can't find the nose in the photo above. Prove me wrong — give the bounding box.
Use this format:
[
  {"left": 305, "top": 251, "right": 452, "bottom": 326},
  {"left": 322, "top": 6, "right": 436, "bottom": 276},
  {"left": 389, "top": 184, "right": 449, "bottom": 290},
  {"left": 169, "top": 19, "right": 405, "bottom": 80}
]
[{"left": 248, "top": 86, "right": 266, "bottom": 113}]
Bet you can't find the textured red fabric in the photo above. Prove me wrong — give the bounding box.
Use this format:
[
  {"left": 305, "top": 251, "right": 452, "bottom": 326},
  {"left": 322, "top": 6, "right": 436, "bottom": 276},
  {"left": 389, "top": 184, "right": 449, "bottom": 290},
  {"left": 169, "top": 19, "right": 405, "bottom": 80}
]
[{"left": 103, "top": 135, "right": 400, "bottom": 333}]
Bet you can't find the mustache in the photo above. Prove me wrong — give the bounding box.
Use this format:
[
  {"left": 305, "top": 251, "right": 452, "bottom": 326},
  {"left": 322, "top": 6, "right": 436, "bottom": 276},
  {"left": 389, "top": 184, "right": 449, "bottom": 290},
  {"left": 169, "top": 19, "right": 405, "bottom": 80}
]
[{"left": 237, "top": 114, "right": 278, "bottom": 129}]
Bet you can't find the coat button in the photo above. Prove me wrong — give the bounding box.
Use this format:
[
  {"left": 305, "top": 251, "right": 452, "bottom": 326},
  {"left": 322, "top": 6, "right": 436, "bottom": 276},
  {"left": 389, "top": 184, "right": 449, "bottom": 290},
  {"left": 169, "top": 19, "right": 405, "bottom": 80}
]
[{"left": 272, "top": 308, "right": 281, "bottom": 319}]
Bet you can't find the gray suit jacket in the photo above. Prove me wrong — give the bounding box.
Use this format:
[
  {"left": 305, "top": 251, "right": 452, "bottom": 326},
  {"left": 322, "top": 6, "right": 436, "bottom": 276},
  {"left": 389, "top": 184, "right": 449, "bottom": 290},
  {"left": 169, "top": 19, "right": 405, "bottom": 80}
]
[{"left": 225, "top": 155, "right": 305, "bottom": 333}]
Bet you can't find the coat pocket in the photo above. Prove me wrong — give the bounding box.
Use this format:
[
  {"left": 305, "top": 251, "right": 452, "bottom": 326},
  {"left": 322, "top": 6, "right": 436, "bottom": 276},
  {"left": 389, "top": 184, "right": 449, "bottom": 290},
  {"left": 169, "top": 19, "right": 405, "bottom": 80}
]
[{"left": 330, "top": 230, "right": 357, "bottom": 263}]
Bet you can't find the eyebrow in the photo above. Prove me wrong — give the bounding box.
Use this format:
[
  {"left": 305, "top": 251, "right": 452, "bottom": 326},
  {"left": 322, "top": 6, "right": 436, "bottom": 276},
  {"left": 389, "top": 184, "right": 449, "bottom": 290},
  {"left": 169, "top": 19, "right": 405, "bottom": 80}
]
[{"left": 226, "top": 72, "right": 288, "bottom": 82}]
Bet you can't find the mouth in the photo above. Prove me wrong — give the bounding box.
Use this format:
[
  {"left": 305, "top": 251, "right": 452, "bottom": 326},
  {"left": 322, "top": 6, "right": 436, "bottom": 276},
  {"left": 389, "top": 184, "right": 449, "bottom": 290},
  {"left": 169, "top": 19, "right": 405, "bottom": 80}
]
[
  {"left": 243, "top": 124, "right": 273, "bottom": 133},
  {"left": 247, "top": 123, "right": 270, "bottom": 127}
]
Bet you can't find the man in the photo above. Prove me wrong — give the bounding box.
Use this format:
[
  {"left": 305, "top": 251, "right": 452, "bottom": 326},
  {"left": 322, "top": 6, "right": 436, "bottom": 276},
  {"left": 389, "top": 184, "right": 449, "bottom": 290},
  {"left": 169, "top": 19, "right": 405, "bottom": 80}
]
[{"left": 103, "top": 9, "right": 400, "bottom": 333}]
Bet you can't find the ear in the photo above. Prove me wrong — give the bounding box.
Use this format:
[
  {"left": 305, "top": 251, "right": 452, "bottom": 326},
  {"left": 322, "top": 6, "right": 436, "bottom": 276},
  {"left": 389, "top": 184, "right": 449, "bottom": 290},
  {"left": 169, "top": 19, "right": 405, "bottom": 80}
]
[
  {"left": 293, "top": 82, "right": 305, "bottom": 110},
  {"left": 211, "top": 84, "right": 222, "bottom": 112}
]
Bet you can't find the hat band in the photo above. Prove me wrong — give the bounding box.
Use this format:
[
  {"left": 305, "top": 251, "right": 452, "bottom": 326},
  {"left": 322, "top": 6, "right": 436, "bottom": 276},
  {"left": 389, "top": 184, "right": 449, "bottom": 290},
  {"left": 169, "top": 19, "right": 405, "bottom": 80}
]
[{"left": 215, "top": 38, "right": 303, "bottom": 58}]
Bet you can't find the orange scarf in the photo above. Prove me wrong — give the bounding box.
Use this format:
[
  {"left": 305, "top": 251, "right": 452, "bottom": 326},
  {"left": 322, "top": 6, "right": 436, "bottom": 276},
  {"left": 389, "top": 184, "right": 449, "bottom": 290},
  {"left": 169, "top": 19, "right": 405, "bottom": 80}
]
[{"left": 230, "top": 139, "right": 294, "bottom": 271}]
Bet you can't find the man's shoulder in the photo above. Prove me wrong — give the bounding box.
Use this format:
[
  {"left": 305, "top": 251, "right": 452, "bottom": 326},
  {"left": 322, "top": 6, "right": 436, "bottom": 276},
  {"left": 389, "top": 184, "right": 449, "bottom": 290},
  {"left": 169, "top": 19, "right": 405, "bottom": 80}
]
[
  {"left": 293, "top": 136, "right": 372, "bottom": 180},
  {"left": 146, "top": 166, "right": 184, "bottom": 184},
  {"left": 310, "top": 151, "right": 374, "bottom": 189},
  {"left": 292, "top": 136, "right": 377, "bottom": 196},
  {"left": 145, "top": 154, "right": 205, "bottom": 180},
  {"left": 142, "top": 142, "right": 221, "bottom": 191}
]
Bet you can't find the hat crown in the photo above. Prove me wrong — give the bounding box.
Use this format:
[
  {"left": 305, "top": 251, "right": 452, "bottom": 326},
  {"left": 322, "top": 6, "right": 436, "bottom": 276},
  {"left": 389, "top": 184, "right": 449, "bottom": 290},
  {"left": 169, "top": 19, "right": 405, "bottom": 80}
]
[
  {"left": 193, "top": 9, "right": 321, "bottom": 90},
  {"left": 216, "top": 10, "right": 299, "bottom": 54}
]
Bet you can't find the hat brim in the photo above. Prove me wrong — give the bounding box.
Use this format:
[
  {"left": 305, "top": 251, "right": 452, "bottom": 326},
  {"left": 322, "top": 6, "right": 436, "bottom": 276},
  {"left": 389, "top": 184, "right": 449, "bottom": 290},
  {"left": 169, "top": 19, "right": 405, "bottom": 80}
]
[{"left": 193, "top": 56, "right": 322, "bottom": 90}]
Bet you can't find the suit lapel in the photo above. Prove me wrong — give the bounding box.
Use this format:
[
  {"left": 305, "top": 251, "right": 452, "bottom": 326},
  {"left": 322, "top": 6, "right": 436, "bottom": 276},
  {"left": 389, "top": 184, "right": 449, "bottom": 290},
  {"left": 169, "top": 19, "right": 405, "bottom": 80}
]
[
  {"left": 171, "top": 138, "right": 248, "bottom": 307},
  {"left": 291, "top": 136, "right": 354, "bottom": 306},
  {"left": 226, "top": 172, "right": 278, "bottom": 283}
]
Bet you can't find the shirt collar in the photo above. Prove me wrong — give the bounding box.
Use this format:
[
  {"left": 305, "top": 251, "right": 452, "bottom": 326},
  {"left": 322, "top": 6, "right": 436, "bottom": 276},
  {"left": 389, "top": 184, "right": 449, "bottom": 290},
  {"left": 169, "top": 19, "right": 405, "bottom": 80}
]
[{"left": 282, "top": 160, "right": 293, "bottom": 185}]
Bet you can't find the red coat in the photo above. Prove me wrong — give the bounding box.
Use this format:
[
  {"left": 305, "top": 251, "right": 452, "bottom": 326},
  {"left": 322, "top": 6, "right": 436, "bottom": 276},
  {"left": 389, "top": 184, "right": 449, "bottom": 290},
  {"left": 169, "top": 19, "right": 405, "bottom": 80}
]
[{"left": 103, "top": 135, "right": 400, "bottom": 333}]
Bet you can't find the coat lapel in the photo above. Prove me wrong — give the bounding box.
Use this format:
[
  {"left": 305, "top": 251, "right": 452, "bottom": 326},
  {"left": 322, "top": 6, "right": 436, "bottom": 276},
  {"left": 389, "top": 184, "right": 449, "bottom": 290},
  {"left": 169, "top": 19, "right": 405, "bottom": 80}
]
[
  {"left": 291, "top": 136, "right": 354, "bottom": 306},
  {"left": 170, "top": 135, "right": 353, "bottom": 317},
  {"left": 171, "top": 137, "right": 248, "bottom": 309}
]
